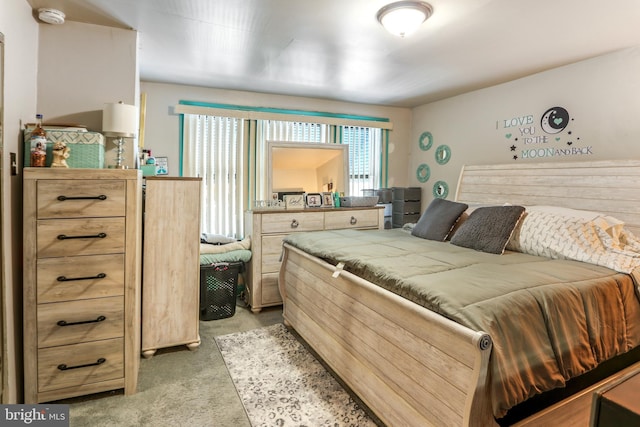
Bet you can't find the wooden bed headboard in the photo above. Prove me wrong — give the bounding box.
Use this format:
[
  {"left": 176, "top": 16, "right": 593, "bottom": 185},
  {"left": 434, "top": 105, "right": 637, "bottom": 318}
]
[{"left": 455, "top": 160, "right": 640, "bottom": 236}]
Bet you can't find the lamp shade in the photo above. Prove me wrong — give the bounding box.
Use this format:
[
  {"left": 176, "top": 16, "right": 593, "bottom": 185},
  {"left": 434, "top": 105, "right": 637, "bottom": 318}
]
[
  {"left": 103, "top": 102, "right": 138, "bottom": 137},
  {"left": 377, "top": 1, "right": 433, "bottom": 38}
]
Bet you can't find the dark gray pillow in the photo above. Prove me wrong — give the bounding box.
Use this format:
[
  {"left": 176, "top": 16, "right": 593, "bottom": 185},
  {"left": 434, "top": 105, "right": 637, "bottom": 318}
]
[
  {"left": 450, "top": 205, "right": 525, "bottom": 254},
  {"left": 411, "top": 199, "right": 469, "bottom": 241}
]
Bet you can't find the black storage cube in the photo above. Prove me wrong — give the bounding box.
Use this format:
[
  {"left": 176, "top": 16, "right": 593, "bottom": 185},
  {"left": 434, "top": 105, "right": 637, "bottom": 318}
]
[{"left": 199, "top": 262, "right": 243, "bottom": 321}]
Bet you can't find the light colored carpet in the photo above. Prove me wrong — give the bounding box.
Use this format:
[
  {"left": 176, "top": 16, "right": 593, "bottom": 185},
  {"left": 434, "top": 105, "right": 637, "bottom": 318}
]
[
  {"left": 216, "top": 323, "right": 377, "bottom": 427},
  {"left": 64, "top": 304, "right": 284, "bottom": 426}
]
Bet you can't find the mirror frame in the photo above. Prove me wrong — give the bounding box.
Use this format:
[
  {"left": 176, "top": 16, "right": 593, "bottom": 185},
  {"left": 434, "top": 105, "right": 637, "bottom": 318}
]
[{"left": 267, "top": 141, "right": 349, "bottom": 199}]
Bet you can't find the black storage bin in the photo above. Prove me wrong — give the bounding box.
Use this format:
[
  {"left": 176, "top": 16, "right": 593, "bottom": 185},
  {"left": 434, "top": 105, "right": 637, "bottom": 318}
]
[{"left": 199, "top": 261, "right": 243, "bottom": 320}]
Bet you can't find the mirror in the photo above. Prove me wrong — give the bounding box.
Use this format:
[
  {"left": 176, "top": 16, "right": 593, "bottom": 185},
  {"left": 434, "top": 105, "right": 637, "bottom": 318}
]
[
  {"left": 416, "top": 163, "right": 430, "bottom": 183},
  {"left": 435, "top": 144, "right": 451, "bottom": 165},
  {"left": 268, "top": 141, "right": 349, "bottom": 199},
  {"left": 433, "top": 181, "right": 449, "bottom": 199}
]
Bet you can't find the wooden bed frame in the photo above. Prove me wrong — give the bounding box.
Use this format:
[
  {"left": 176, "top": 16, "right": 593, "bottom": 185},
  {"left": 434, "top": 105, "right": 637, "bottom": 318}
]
[{"left": 278, "top": 160, "right": 640, "bottom": 427}]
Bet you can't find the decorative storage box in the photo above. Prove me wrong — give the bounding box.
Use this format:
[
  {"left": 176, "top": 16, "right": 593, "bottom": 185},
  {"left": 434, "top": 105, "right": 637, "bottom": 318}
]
[
  {"left": 339, "top": 196, "right": 379, "bottom": 207},
  {"left": 362, "top": 188, "right": 392, "bottom": 204},
  {"left": 23, "top": 128, "right": 105, "bottom": 168},
  {"left": 200, "top": 262, "right": 243, "bottom": 320}
]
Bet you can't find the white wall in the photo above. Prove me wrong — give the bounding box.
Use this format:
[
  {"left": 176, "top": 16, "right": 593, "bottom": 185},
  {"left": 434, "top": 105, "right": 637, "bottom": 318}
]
[
  {"left": 140, "top": 81, "right": 412, "bottom": 187},
  {"left": 0, "top": 0, "right": 39, "bottom": 403},
  {"left": 38, "top": 21, "right": 139, "bottom": 167},
  {"left": 411, "top": 46, "right": 640, "bottom": 206}
]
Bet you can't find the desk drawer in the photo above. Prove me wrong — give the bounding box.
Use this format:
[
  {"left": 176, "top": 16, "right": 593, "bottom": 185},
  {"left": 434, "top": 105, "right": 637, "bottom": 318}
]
[
  {"left": 37, "top": 254, "right": 125, "bottom": 303},
  {"left": 325, "top": 209, "right": 380, "bottom": 229},
  {"left": 37, "top": 338, "right": 124, "bottom": 393},
  {"left": 37, "top": 217, "right": 125, "bottom": 258},
  {"left": 261, "top": 212, "right": 324, "bottom": 234},
  {"left": 37, "top": 180, "right": 126, "bottom": 219},
  {"left": 37, "top": 296, "right": 124, "bottom": 348}
]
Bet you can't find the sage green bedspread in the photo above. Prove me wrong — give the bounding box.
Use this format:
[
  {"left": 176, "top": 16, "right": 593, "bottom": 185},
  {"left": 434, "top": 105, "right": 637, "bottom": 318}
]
[{"left": 283, "top": 228, "right": 640, "bottom": 418}]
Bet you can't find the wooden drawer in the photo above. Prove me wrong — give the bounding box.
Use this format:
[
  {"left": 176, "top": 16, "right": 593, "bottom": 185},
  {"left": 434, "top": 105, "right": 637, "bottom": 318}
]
[
  {"left": 261, "top": 211, "right": 324, "bottom": 234},
  {"left": 36, "top": 217, "right": 125, "bottom": 258},
  {"left": 262, "top": 235, "right": 286, "bottom": 273},
  {"left": 261, "top": 273, "right": 282, "bottom": 305},
  {"left": 37, "top": 180, "right": 126, "bottom": 219},
  {"left": 37, "top": 296, "right": 124, "bottom": 348},
  {"left": 37, "top": 254, "right": 125, "bottom": 303},
  {"left": 325, "top": 209, "right": 380, "bottom": 230},
  {"left": 37, "top": 338, "right": 124, "bottom": 393}
]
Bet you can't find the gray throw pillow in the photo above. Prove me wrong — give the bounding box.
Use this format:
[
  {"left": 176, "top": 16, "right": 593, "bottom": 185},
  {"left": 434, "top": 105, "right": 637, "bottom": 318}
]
[
  {"left": 450, "top": 205, "right": 525, "bottom": 254},
  {"left": 411, "top": 198, "right": 469, "bottom": 241}
]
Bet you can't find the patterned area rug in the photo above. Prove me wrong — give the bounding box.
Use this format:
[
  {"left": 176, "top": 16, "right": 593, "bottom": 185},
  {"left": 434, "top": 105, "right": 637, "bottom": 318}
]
[{"left": 215, "top": 323, "right": 378, "bottom": 427}]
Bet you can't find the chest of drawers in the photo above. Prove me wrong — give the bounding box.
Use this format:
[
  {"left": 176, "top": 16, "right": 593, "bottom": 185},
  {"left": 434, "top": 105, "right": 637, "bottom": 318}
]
[
  {"left": 23, "top": 168, "right": 142, "bottom": 403},
  {"left": 244, "top": 207, "right": 384, "bottom": 313}
]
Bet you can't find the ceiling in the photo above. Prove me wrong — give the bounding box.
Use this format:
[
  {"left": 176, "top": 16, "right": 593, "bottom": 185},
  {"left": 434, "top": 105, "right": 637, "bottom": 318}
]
[{"left": 26, "top": 0, "right": 640, "bottom": 107}]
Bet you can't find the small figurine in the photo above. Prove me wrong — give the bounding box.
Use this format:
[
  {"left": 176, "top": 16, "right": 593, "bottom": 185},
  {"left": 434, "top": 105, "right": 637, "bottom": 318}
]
[{"left": 51, "top": 141, "right": 70, "bottom": 168}]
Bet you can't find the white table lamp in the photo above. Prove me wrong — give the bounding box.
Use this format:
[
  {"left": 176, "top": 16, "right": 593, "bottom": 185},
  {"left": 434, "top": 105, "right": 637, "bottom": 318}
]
[{"left": 103, "top": 101, "right": 138, "bottom": 169}]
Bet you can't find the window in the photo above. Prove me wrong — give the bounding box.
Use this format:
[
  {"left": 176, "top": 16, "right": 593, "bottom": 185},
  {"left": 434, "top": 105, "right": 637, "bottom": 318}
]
[
  {"left": 182, "top": 114, "right": 244, "bottom": 238},
  {"left": 179, "top": 101, "right": 389, "bottom": 238},
  {"left": 341, "top": 126, "right": 383, "bottom": 196}
]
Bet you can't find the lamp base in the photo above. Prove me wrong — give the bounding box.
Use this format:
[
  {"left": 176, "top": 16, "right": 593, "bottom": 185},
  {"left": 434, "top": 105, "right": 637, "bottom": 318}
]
[{"left": 112, "top": 136, "right": 126, "bottom": 169}]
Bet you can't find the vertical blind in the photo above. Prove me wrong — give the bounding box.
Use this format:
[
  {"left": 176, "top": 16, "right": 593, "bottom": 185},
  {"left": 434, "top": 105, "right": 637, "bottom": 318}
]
[
  {"left": 182, "top": 114, "right": 244, "bottom": 238},
  {"left": 341, "top": 126, "right": 383, "bottom": 196}
]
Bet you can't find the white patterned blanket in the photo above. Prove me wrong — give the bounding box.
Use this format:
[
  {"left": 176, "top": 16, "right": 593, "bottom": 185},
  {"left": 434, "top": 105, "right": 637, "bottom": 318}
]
[{"left": 506, "top": 207, "right": 640, "bottom": 285}]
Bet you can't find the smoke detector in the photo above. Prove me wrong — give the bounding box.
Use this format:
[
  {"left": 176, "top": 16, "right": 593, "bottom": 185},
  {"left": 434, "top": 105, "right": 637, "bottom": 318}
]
[{"left": 38, "top": 8, "right": 66, "bottom": 25}]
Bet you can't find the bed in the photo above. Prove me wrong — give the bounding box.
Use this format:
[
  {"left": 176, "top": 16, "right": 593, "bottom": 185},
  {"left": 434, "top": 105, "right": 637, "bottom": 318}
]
[{"left": 277, "top": 160, "right": 640, "bottom": 427}]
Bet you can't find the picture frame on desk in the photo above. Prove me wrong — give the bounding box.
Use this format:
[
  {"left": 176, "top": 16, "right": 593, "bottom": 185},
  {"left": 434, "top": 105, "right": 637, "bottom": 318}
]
[
  {"left": 322, "top": 192, "right": 334, "bottom": 207},
  {"left": 155, "top": 157, "right": 168, "bottom": 175},
  {"left": 284, "top": 194, "right": 304, "bottom": 209},
  {"left": 305, "top": 193, "right": 322, "bottom": 208}
]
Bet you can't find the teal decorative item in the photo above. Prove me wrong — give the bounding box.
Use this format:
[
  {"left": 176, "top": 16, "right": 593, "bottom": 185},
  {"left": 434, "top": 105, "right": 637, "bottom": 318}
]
[
  {"left": 419, "top": 131, "right": 433, "bottom": 151},
  {"left": 435, "top": 144, "right": 451, "bottom": 165},
  {"left": 416, "top": 163, "right": 430, "bottom": 183},
  {"left": 433, "top": 181, "right": 449, "bottom": 199}
]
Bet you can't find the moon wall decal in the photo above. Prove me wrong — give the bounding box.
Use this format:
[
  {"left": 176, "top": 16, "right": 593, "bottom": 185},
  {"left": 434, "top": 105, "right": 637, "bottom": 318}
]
[{"left": 540, "top": 106, "right": 569, "bottom": 134}]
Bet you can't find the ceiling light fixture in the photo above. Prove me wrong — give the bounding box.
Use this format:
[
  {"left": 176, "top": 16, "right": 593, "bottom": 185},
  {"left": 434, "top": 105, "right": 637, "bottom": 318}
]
[
  {"left": 38, "top": 8, "right": 66, "bottom": 25},
  {"left": 376, "top": 1, "right": 433, "bottom": 38}
]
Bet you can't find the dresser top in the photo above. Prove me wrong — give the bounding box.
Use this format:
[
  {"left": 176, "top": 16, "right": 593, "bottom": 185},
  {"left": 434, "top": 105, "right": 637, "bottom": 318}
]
[
  {"left": 247, "top": 206, "right": 384, "bottom": 214},
  {"left": 24, "top": 167, "right": 141, "bottom": 180}
]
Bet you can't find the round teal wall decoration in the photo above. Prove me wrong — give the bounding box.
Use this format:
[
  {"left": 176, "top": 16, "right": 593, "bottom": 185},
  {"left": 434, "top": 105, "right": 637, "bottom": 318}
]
[
  {"left": 433, "top": 181, "right": 449, "bottom": 199},
  {"left": 419, "top": 131, "right": 433, "bottom": 151},
  {"left": 416, "top": 163, "right": 430, "bottom": 183},
  {"left": 435, "top": 145, "right": 451, "bottom": 165}
]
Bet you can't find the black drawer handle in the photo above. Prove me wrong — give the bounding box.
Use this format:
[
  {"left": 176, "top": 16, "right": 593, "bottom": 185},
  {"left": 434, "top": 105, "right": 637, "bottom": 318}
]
[
  {"left": 57, "top": 315, "right": 106, "bottom": 327},
  {"left": 58, "top": 358, "right": 106, "bottom": 371},
  {"left": 57, "top": 273, "right": 106, "bottom": 282},
  {"left": 57, "top": 195, "right": 107, "bottom": 201},
  {"left": 350, "top": 216, "right": 357, "bottom": 225},
  {"left": 291, "top": 219, "right": 299, "bottom": 228},
  {"left": 57, "top": 233, "right": 107, "bottom": 240}
]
